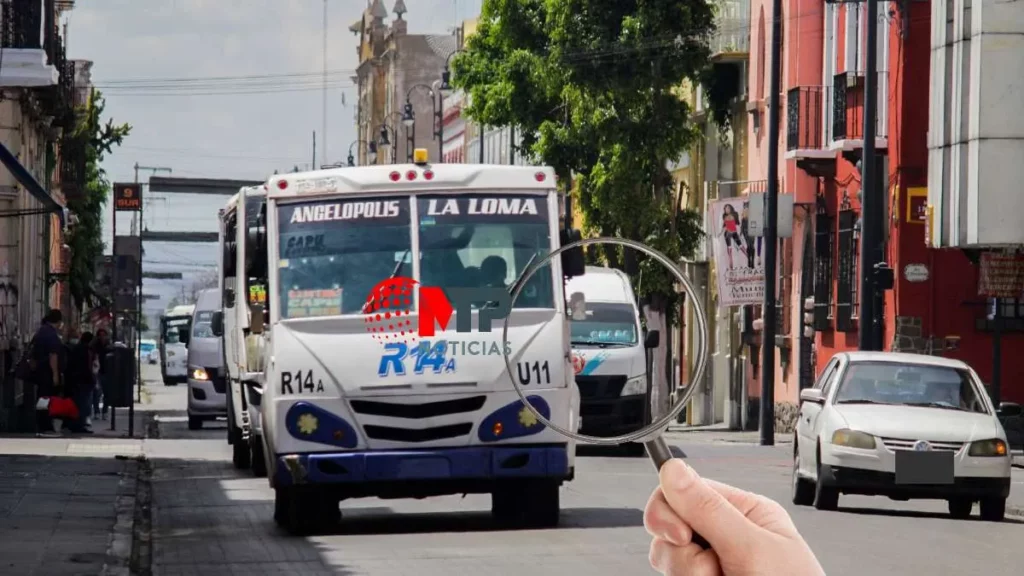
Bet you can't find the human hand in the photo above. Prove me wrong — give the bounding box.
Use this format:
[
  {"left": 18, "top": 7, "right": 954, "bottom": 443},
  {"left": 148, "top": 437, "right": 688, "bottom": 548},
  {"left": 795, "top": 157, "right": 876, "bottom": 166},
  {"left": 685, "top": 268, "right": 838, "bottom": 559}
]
[{"left": 644, "top": 459, "right": 825, "bottom": 576}]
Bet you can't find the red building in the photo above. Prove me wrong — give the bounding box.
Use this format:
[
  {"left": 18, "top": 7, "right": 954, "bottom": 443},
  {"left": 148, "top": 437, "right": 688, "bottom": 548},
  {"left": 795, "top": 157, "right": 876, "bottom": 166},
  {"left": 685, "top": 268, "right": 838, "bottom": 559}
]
[{"left": 746, "top": 0, "right": 1023, "bottom": 428}]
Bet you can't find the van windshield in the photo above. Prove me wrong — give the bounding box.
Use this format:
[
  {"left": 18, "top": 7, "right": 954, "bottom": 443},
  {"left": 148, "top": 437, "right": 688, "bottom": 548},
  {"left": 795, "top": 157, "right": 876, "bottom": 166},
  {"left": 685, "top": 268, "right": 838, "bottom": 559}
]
[
  {"left": 193, "top": 311, "right": 215, "bottom": 338},
  {"left": 571, "top": 302, "right": 638, "bottom": 346}
]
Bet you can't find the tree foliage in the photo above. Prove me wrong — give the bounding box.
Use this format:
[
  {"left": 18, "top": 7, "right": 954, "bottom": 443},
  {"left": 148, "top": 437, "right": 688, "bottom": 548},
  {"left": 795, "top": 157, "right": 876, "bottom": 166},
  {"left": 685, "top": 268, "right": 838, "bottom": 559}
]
[
  {"left": 453, "top": 0, "right": 724, "bottom": 318},
  {"left": 66, "top": 91, "right": 132, "bottom": 310}
]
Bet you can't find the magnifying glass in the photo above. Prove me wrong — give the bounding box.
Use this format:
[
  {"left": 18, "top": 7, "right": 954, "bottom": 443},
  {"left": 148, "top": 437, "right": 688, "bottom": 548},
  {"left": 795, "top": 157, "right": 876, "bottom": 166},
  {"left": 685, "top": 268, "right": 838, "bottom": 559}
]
[{"left": 501, "top": 237, "right": 710, "bottom": 548}]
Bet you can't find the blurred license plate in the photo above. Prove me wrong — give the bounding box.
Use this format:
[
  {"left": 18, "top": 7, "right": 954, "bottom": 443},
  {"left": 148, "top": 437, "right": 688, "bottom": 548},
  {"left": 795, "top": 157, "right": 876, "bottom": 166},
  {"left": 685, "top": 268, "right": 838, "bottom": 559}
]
[{"left": 895, "top": 451, "right": 954, "bottom": 485}]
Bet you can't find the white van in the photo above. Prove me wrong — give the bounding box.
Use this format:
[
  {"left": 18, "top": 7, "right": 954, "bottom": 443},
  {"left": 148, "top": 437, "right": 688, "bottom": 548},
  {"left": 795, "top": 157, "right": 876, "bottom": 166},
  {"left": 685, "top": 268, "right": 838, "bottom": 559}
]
[{"left": 565, "top": 266, "right": 659, "bottom": 449}]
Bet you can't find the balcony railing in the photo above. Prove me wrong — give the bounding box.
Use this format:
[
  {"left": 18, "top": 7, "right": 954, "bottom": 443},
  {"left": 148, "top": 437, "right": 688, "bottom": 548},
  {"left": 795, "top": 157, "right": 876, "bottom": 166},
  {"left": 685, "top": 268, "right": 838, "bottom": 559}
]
[
  {"left": 786, "top": 86, "right": 825, "bottom": 151},
  {"left": 831, "top": 71, "right": 889, "bottom": 142},
  {"left": 709, "top": 0, "right": 750, "bottom": 59},
  {"left": 1, "top": 0, "right": 43, "bottom": 49}
]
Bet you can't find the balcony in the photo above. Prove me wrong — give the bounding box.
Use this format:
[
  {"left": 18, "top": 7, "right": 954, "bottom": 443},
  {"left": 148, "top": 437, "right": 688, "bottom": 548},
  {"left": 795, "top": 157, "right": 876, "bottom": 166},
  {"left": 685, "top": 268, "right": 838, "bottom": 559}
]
[
  {"left": 39, "top": 18, "right": 76, "bottom": 127},
  {"left": 0, "top": 0, "right": 59, "bottom": 87},
  {"left": 830, "top": 71, "right": 889, "bottom": 155},
  {"left": 786, "top": 86, "right": 834, "bottom": 176},
  {"left": 709, "top": 0, "right": 750, "bottom": 63}
]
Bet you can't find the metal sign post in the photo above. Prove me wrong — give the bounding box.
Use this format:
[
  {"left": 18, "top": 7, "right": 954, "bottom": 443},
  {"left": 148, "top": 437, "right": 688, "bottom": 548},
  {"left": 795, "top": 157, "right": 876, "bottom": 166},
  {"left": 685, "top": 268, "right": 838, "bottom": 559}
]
[{"left": 112, "top": 182, "right": 142, "bottom": 438}]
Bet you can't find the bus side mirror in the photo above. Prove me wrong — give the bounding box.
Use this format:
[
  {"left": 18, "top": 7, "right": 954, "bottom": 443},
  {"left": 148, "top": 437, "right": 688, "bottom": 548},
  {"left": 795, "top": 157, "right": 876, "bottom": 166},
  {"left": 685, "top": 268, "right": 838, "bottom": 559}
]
[
  {"left": 559, "top": 228, "right": 585, "bottom": 278},
  {"left": 224, "top": 287, "right": 235, "bottom": 309},
  {"left": 211, "top": 311, "right": 224, "bottom": 337},
  {"left": 644, "top": 329, "right": 660, "bottom": 349},
  {"left": 250, "top": 303, "right": 265, "bottom": 335},
  {"left": 178, "top": 327, "right": 190, "bottom": 346}
]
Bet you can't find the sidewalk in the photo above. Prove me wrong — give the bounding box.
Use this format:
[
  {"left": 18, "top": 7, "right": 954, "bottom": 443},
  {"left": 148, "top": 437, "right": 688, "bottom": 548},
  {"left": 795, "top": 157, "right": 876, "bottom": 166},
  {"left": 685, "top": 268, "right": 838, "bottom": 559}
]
[
  {"left": 0, "top": 393, "right": 153, "bottom": 575},
  {"left": 665, "top": 422, "right": 792, "bottom": 445}
]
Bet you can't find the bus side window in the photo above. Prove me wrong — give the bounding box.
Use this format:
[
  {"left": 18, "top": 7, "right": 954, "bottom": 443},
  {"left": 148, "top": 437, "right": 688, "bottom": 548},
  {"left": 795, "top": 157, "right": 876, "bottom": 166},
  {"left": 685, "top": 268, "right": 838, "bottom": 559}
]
[{"left": 223, "top": 214, "right": 237, "bottom": 309}]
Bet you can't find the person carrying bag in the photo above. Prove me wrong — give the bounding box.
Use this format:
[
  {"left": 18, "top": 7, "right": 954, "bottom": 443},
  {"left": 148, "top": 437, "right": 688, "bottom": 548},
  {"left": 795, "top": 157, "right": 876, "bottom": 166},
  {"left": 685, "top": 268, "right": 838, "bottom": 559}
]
[{"left": 24, "top": 310, "right": 66, "bottom": 436}]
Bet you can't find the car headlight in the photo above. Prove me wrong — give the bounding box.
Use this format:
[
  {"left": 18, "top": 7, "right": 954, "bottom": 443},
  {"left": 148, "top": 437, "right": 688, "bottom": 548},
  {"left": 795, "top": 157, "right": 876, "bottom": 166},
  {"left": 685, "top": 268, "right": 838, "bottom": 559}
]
[
  {"left": 191, "top": 367, "right": 209, "bottom": 381},
  {"left": 831, "top": 429, "right": 876, "bottom": 449},
  {"left": 620, "top": 375, "right": 647, "bottom": 397},
  {"left": 968, "top": 439, "right": 1008, "bottom": 457}
]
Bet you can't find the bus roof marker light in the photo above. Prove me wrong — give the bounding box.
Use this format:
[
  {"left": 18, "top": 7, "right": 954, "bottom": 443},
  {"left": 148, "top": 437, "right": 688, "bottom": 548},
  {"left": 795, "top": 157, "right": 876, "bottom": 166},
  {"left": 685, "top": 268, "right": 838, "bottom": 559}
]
[
  {"left": 423, "top": 169, "right": 434, "bottom": 180},
  {"left": 276, "top": 180, "right": 288, "bottom": 190},
  {"left": 389, "top": 171, "right": 401, "bottom": 182},
  {"left": 406, "top": 170, "right": 417, "bottom": 181},
  {"left": 535, "top": 172, "right": 546, "bottom": 182}
]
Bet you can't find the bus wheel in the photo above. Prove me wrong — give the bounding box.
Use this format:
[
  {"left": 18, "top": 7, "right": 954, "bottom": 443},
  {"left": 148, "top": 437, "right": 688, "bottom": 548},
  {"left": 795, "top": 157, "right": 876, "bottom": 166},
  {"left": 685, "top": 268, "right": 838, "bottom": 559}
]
[
  {"left": 275, "top": 487, "right": 340, "bottom": 535},
  {"left": 232, "top": 437, "right": 251, "bottom": 469},
  {"left": 491, "top": 479, "right": 560, "bottom": 529},
  {"left": 250, "top": 436, "right": 267, "bottom": 477}
]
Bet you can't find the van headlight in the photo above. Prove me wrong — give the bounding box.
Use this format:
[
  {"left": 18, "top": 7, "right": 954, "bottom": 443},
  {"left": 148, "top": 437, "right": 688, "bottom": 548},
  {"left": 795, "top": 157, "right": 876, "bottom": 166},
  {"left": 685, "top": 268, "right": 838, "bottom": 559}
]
[
  {"left": 831, "top": 429, "right": 876, "bottom": 449},
  {"left": 190, "top": 367, "right": 209, "bottom": 381},
  {"left": 968, "top": 439, "right": 1008, "bottom": 457},
  {"left": 621, "top": 376, "right": 647, "bottom": 397}
]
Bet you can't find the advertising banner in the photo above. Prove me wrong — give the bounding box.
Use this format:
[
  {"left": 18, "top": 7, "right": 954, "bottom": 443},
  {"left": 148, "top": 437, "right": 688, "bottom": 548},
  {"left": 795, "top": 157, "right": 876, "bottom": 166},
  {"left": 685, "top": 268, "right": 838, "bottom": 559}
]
[{"left": 709, "top": 197, "right": 766, "bottom": 307}]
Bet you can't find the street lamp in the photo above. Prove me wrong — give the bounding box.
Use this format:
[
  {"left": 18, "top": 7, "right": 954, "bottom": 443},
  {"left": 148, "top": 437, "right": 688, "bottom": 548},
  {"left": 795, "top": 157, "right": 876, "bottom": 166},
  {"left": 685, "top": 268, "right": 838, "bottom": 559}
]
[
  {"left": 403, "top": 81, "right": 443, "bottom": 163},
  {"left": 440, "top": 48, "right": 465, "bottom": 92},
  {"left": 377, "top": 123, "right": 398, "bottom": 163},
  {"left": 347, "top": 139, "right": 369, "bottom": 166},
  {"left": 367, "top": 140, "right": 378, "bottom": 164}
]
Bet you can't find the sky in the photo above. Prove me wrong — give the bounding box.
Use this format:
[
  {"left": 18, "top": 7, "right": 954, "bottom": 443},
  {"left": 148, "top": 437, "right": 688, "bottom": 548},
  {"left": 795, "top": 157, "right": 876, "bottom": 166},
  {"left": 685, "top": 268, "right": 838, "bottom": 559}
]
[{"left": 70, "top": 0, "right": 483, "bottom": 323}]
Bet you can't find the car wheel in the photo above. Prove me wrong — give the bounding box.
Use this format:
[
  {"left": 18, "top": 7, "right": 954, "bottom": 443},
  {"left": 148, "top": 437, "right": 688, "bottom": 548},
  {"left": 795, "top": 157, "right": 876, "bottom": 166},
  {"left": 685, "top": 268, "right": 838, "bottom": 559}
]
[
  {"left": 947, "top": 498, "right": 973, "bottom": 519},
  {"left": 812, "top": 457, "right": 839, "bottom": 511},
  {"left": 979, "top": 497, "right": 1006, "bottom": 522},
  {"left": 791, "top": 448, "right": 815, "bottom": 506},
  {"left": 232, "top": 437, "right": 251, "bottom": 469}
]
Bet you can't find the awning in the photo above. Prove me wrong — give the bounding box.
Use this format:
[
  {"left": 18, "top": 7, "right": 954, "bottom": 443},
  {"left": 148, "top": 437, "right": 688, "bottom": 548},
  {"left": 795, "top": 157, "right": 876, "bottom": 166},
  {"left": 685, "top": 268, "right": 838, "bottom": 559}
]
[{"left": 0, "top": 141, "right": 65, "bottom": 226}]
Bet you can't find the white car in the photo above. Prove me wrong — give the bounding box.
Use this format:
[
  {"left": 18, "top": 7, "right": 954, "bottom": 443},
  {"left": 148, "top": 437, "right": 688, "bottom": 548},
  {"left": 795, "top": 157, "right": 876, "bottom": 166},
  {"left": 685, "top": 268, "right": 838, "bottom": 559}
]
[{"left": 792, "top": 351, "right": 1011, "bottom": 521}]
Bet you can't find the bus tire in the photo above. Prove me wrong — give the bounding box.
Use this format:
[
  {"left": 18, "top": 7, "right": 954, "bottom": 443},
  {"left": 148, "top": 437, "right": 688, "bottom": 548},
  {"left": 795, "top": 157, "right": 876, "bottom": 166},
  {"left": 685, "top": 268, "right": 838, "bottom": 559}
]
[
  {"left": 250, "top": 436, "right": 267, "bottom": 477},
  {"left": 491, "top": 479, "right": 560, "bottom": 529},
  {"left": 232, "top": 437, "right": 251, "bottom": 469},
  {"left": 275, "top": 487, "right": 340, "bottom": 535}
]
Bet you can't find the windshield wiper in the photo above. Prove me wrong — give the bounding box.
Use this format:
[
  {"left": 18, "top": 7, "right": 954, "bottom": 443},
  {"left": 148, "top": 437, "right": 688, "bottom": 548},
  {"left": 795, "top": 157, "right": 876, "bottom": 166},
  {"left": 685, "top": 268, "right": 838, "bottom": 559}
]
[
  {"left": 572, "top": 340, "right": 631, "bottom": 348},
  {"left": 903, "top": 402, "right": 967, "bottom": 411},
  {"left": 389, "top": 249, "right": 410, "bottom": 280}
]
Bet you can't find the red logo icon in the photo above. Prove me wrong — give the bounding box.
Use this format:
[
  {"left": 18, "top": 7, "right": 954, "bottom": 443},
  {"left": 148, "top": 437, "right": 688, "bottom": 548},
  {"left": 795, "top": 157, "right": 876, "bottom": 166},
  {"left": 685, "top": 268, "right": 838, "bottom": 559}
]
[{"left": 572, "top": 354, "right": 585, "bottom": 375}]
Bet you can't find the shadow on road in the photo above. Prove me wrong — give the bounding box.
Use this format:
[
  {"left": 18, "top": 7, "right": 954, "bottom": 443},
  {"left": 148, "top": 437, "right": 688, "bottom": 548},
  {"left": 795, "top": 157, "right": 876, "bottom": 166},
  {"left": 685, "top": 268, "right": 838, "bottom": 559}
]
[
  {"left": 576, "top": 445, "right": 687, "bottom": 459},
  {"left": 838, "top": 505, "right": 1024, "bottom": 525}
]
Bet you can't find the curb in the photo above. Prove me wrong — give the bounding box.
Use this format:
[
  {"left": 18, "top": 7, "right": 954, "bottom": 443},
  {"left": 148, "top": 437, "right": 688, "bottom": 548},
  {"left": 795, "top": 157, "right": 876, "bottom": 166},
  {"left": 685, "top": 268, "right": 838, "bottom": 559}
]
[{"left": 101, "top": 458, "right": 138, "bottom": 576}]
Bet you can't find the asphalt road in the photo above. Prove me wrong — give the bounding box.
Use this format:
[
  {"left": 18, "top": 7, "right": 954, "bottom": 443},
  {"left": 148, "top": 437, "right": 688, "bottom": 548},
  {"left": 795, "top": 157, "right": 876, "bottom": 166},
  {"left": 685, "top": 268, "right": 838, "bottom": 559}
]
[{"left": 141, "top": 365, "right": 1024, "bottom": 575}]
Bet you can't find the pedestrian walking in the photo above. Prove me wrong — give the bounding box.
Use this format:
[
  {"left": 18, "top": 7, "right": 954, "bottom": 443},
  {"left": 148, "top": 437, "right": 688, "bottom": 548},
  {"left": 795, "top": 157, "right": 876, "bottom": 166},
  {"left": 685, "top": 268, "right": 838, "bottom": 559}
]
[
  {"left": 28, "top": 309, "right": 65, "bottom": 437},
  {"left": 64, "top": 331, "right": 96, "bottom": 433}
]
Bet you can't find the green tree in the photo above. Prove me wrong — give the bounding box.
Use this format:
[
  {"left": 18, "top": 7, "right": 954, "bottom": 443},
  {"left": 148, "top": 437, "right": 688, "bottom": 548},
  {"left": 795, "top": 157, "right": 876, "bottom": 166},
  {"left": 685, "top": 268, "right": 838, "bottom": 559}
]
[
  {"left": 66, "top": 91, "right": 132, "bottom": 310},
  {"left": 453, "top": 0, "right": 724, "bottom": 411}
]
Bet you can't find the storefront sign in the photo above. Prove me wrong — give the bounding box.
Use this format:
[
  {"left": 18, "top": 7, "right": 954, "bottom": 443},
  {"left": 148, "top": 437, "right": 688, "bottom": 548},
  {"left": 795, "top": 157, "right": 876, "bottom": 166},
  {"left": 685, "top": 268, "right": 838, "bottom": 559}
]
[
  {"left": 905, "top": 187, "right": 927, "bottom": 224},
  {"left": 903, "top": 263, "right": 929, "bottom": 283},
  {"left": 113, "top": 183, "right": 142, "bottom": 211},
  {"left": 978, "top": 252, "right": 1024, "bottom": 298}
]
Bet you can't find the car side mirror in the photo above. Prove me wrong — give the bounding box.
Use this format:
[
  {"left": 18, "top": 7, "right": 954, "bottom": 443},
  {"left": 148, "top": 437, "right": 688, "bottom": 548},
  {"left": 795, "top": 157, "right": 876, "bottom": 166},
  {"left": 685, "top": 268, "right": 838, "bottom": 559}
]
[
  {"left": 998, "top": 402, "right": 1023, "bottom": 417},
  {"left": 211, "top": 311, "right": 224, "bottom": 337},
  {"left": 644, "top": 329, "right": 660, "bottom": 349},
  {"left": 799, "top": 388, "right": 824, "bottom": 404},
  {"left": 559, "top": 228, "right": 585, "bottom": 278},
  {"left": 250, "top": 303, "right": 265, "bottom": 335},
  {"left": 568, "top": 291, "right": 587, "bottom": 321}
]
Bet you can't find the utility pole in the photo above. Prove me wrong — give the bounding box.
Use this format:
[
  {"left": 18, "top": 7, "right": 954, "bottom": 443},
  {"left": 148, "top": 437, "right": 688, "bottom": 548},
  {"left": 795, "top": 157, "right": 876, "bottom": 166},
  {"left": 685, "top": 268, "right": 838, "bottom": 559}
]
[
  {"left": 859, "top": 0, "right": 882, "bottom": 351},
  {"left": 760, "top": 0, "right": 784, "bottom": 446},
  {"left": 132, "top": 163, "right": 171, "bottom": 436},
  {"left": 322, "top": 0, "right": 329, "bottom": 166}
]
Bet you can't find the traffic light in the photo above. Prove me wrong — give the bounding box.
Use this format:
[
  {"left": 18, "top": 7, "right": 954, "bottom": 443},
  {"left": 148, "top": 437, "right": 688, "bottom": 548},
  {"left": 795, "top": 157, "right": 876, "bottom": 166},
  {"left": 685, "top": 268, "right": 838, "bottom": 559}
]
[
  {"left": 803, "top": 297, "right": 815, "bottom": 339},
  {"left": 873, "top": 262, "right": 895, "bottom": 291}
]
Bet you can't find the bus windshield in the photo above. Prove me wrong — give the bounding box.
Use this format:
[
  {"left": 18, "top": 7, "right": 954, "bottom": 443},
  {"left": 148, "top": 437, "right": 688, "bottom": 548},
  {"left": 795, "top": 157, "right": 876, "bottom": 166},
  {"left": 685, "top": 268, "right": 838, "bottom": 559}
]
[
  {"left": 163, "top": 317, "right": 190, "bottom": 344},
  {"left": 277, "top": 197, "right": 412, "bottom": 318},
  {"left": 417, "top": 194, "right": 553, "bottom": 309}
]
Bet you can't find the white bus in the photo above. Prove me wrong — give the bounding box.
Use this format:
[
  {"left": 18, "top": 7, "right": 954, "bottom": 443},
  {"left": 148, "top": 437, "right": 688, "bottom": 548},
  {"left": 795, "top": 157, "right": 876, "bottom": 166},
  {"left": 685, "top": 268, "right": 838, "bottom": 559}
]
[
  {"left": 159, "top": 304, "right": 194, "bottom": 386},
  {"left": 215, "top": 186, "right": 269, "bottom": 472},
  {"left": 248, "top": 150, "right": 586, "bottom": 535}
]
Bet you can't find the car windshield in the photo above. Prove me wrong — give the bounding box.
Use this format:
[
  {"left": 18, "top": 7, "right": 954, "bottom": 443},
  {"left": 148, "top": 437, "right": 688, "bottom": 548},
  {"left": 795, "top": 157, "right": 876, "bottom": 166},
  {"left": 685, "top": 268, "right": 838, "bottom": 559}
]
[
  {"left": 417, "top": 194, "right": 554, "bottom": 309},
  {"left": 277, "top": 197, "right": 412, "bottom": 318},
  {"left": 834, "top": 361, "right": 988, "bottom": 413},
  {"left": 192, "top": 311, "right": 215, "bottom": 338},
  {"left": 571, "top": 302, "right": 638, "bottom": 346}
]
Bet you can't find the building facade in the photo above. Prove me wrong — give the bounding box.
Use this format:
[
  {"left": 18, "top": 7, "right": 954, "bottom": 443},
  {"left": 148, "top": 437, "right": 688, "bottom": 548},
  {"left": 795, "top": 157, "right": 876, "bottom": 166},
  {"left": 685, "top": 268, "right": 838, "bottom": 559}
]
[
  {"left": 351, "top": 0, "right": 455, "bottom": 166},
  {"left": 743, "top": 0, "right": 1024, "bottom": 433}
]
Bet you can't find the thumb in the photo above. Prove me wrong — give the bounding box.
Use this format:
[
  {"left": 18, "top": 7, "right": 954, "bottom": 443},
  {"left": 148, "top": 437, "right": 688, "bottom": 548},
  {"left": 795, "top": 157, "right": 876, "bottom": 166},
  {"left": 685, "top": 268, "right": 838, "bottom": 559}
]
[{"left": 658, "top": 459, "right": 756, "bottom": 556}]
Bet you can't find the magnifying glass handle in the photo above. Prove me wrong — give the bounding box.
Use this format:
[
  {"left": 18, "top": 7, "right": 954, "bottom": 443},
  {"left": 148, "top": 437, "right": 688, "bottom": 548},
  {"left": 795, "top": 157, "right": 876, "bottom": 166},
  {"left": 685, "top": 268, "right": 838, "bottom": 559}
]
[{"left": 643, "top": 437, "right": 711, "bottom": 551}]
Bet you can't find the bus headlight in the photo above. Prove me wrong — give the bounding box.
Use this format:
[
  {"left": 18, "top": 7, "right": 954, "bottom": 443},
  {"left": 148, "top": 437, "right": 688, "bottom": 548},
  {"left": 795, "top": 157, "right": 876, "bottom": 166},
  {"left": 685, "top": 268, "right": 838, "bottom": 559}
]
[
  {"left": 621, "top": 376, "right": 647, "bottom": 397},
  {"left": 190, "top": 367, "right": 209, "bottom": 381}
]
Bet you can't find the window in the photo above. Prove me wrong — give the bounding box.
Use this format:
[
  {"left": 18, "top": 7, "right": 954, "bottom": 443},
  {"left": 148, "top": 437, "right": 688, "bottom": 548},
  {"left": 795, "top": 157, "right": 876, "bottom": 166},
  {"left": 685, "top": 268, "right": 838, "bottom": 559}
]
[
  {"left": 814, "top": 359, "right": 839, "bottom": 390},
  {"left": 850, "top": 217, "right": 861, "bottom": 319},
  {"left": 570, "top": 302, "right": 639, "bottom": 346},
  {"left": 834, "top": 362, "right": 989, "bottom": 414},
  {"left": 820, "top": 361, "right": 842, "bottom": 398},
  {"left": 813, "top": 196, "right": 834, "bottom": 329},
  {"left": 276, "top": 197, "right": 412, "bottom": 318},
  {"left": 835, "top": 201, "right": 856, "bottom": 332}
]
